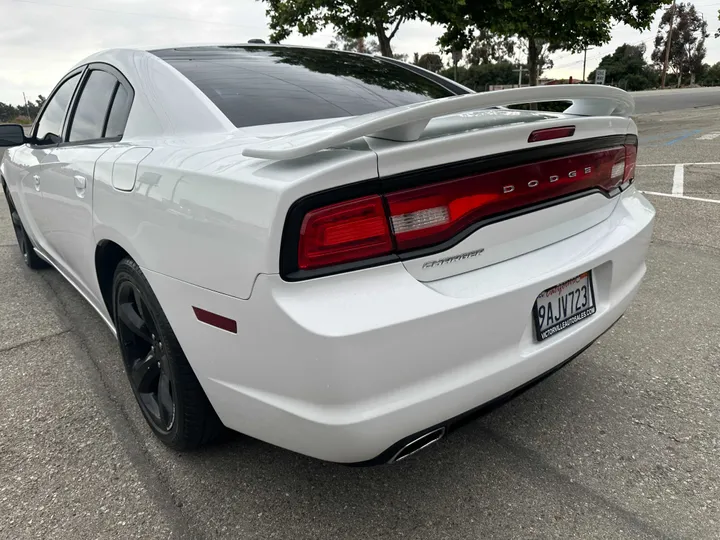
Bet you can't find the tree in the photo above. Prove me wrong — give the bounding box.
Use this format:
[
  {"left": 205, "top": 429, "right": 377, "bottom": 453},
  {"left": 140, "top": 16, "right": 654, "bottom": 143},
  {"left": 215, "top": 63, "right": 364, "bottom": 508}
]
[
  {"left": 521, "top": 39, "right": 555, "bottom": 79},
  {"left": 465, "top": 30, "right": 516, "bottom": 65},
  {"left": 588, "top": 43, "right": 659, "bottom": 90},
  {"left": 701, "top": 62, "right": 720, "bottom": 85},
  {"left": 262, "top": 0, "right": 425, "bottom": 57},
  {"left": 429, "top": 0, "right": 666, "bottom": 86},
  {"left": 249, "top": 46, "right": 432, "bottom": 94},
  {"left": 439, "top": 61, "right": 517, "bottom": 91},
  {"left": 327, "top": 34, "right": 409, "bottom": 60},
  {"left": 653, "top": 2, "right": 708, "bottom": 87},
  {"left": 327, "top": 34, "right": 380, "bottom": 54},
  {"left": 30, "top": 96, "right": 46, "bottom": 119},
  {"left": 0, "top": 95, "right": 45, "bottom": 123},
  {"left": 415, "top": 53, "right": 444, "bottom": 72}
]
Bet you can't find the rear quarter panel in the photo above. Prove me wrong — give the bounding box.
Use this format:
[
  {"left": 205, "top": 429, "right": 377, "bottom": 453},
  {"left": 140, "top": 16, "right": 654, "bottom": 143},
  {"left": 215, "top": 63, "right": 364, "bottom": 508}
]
[{"left": 93, "top": 138, "right": 379, "bottom": 299}]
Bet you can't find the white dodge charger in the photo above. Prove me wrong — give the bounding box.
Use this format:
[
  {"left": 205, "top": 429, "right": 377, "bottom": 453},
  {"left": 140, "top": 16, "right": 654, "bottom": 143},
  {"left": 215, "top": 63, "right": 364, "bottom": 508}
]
[{"left": 0, "top": 44, "right": 655, "bottom": 464}]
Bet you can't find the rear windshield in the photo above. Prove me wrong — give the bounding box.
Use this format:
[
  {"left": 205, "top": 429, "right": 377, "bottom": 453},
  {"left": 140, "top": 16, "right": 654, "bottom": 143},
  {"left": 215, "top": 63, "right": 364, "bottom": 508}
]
[{"left": 151, "top": 46, "right": 456, "bottom": 128}]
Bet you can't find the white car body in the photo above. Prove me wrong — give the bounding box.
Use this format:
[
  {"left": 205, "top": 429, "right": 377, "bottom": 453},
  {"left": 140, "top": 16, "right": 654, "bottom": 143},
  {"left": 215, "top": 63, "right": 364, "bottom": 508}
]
[{"left": 1, "top": 45, "right": 655, "bottom": 463}]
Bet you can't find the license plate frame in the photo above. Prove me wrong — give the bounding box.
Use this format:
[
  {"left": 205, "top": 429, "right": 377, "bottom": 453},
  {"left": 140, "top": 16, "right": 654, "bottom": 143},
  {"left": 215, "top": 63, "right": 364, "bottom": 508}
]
[{"left": 533, "top": 272, "right": 597, "bottom": 342}]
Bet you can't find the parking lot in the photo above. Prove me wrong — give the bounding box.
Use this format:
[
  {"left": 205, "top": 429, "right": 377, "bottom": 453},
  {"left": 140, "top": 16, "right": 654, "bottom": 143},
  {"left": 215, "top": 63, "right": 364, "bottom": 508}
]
[{"left": 2, "top": 105, "right": 720, "bottom": 539}]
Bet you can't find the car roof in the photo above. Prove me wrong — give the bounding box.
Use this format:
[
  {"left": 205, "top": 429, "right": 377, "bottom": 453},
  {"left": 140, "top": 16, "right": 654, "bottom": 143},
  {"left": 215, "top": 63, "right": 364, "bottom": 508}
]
[
  {"left": 65, "top": 44, "right": 472, "bottom": 139},
  {"left": 145, "top": 42, "right": 370, "bottom": 55},
  {"left": 72, "top": 43, "right": 380, "bottom": 69}
]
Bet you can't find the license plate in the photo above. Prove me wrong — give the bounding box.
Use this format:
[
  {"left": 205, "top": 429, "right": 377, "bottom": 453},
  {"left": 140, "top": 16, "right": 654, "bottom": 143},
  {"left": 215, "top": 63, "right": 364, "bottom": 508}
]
[{"left": 533, "top": 272, "right": 596, "bottom": 341}]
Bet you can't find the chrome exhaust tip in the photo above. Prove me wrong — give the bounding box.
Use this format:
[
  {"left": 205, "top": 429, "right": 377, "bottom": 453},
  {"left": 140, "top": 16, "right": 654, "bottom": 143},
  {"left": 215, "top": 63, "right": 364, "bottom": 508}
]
[{"left": 389, "top": 427, "right": 446, "bottom": 463}]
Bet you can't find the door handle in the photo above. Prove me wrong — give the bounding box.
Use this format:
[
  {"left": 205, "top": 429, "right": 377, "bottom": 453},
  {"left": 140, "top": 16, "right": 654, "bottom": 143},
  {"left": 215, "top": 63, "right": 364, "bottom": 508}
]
[{"left": 33, "top": 175, "right": 40, "bottom": 191}]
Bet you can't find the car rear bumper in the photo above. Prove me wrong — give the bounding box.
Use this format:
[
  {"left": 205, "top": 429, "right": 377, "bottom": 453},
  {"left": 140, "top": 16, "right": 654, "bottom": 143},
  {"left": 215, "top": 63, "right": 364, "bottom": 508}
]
[{"left": 144, "top": 186, "right": 655, "bottom": 463}]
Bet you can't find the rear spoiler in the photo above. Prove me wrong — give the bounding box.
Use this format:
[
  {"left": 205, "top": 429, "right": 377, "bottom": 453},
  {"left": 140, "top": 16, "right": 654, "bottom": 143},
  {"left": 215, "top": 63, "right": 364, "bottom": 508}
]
[{"left": 242, "top": 84, "right": 634, "bottom": 161}]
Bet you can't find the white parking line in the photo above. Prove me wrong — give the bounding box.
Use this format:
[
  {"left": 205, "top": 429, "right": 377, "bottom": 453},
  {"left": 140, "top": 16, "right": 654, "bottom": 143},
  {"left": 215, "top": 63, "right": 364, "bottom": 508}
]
[
  {"left": 697, "top": 132, "right": 720, "bottom": 140},
  {"left": 638, "top": 162, "right": 720, "bottom": 167},
  {"left": 642, "top": 191, "right": 720, "bottom": 204},
  {"left": 672, "top": 164, "right": 684, "bottom": 195}
]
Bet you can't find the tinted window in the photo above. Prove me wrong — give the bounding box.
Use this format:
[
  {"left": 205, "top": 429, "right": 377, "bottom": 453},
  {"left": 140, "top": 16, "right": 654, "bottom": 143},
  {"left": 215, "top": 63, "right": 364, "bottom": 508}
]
[
  {"left": 105, "top": 84, "right": 131, "bottom": 138},
  {"left": 152, "top": 46, "right": 455, "bottom": 128},
  {"left": 69, "top": 70, "right": 119, "bottom": 142},
  {"left": 35, "top": 73, "right": 80, "bottom": 144}
]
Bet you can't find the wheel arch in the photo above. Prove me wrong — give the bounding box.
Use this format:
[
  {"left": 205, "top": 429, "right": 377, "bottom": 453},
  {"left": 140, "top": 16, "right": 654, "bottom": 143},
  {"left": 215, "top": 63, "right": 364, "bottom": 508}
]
[
  {"left": 94, "top": 239, "right": 131, "bottom": 320},
  {"left": 1, "top": 173, "right": 10, "bottom": 198}
]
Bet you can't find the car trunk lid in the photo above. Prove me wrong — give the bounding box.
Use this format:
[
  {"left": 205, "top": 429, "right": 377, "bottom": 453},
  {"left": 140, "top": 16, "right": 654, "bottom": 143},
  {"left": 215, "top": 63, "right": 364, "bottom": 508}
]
[
  {"left": 243, "top": 86, "right": 637, "bottom": 281},
  {"left": 368, "top": 113, "right": 635, "bottom": 282}
]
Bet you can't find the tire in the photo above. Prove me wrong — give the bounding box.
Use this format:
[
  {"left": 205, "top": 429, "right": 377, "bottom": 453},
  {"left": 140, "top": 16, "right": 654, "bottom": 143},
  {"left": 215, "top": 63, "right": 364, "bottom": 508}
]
[
  {"left": 112, "top": 257, "right": 222, "bottom": 450},
  {"left": 3, "top": 184, "right": 47, "bottom": 270}
]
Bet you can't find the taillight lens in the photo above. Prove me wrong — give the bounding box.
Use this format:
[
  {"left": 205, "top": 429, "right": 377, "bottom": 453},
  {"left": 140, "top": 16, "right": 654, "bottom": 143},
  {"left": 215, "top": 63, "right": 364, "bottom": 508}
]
[
  {"left": 293, "top": 143, "right": 636, "bottom": 273},
  {"left": 298, "top": 195, "right": 393, "bottom": 270},
  {"left": 385, "top": 147, "right": 625, "bottom": 251},
  {"left": 623, "top": 143, "right": 637, "bottom": 184}
]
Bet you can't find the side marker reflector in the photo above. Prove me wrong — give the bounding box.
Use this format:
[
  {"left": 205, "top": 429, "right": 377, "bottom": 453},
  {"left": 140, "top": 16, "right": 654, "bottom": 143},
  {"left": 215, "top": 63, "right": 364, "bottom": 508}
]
[{"left": 193, "top": 307, "right": 237, "bottom": 334}]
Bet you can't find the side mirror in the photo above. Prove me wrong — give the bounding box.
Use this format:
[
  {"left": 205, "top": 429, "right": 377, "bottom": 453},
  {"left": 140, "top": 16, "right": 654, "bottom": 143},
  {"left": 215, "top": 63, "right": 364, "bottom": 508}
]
[{"left": 0, "top": 124, "right": 28, "bottom": 147}]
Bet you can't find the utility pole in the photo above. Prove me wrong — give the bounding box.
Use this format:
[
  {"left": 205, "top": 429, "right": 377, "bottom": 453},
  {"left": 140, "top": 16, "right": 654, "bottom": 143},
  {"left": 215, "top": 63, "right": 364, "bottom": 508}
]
[
  {"left": 514, "top": 64, "right": 525, "bottom": 87},
  {"left": 582, "top": 47, "right": 588, "bottom": 82},
  {"left": 22, "top": 92, "right": 30, "bottom": 119},
  {"left": 661, "top": 0, "right": 677, "bottom": 89}
]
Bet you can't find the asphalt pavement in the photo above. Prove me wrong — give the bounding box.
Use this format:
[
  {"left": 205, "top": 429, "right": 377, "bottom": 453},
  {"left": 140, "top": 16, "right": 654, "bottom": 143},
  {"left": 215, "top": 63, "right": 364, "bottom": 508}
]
[
  {"left": 3, "top": 101, "right": 720, "bottom": 539},
  {"left": 633, "top": 87, "right": 720, "bottom": 114}
]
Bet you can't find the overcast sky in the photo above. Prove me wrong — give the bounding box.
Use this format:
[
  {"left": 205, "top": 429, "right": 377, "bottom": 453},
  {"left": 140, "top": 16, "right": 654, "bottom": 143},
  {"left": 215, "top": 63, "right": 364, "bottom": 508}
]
[{"left": 3, "top": 0, "right": 720, "bottom": 104}]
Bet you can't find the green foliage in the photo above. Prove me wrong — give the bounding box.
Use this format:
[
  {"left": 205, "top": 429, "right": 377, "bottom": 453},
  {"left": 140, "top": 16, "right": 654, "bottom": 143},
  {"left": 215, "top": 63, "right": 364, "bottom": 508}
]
[
  {"left": 327, "top": 34, "right": 380, "bottom": 53},
  {"left": 701, "top": 62, "right": 720, "bottom": 86},
  {"left": 261, "top": 0, "right": 429, "bottom": 56},
  {"left": 327, "top": 33, "right": 409, "bottom": 59},
  {"left": 246, "top": 46, "right": 450, "bottom": 95},
  {"left": 439, "top": 61, "right": 517, "bottom": 90},
  {"left": 415, "top": 53, "right": 444, "bottom": 72},
  {"left": 428, "top": 0, "right": 667, "bottom": 85},
  {"left": 652, "top": 2, "right": 708, "bottom": 86},
  {"left": 465, "top": 30, "right": 516, "bottom": 65},
  {"left": 588, "top": 43, "right": 659, "bottom": 90},
  {"left": 0, "top": 95, "right": 45, "bottom": 123}
]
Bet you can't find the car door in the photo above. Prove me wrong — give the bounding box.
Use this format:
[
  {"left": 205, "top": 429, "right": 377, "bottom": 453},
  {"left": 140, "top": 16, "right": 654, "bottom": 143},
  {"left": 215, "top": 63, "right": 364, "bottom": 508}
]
[
  {"left": 40, "top": 65, "right": 134, "bottom": 297},
  {"left": 15, "top": 70, "right": 83, "bottom": 251}
]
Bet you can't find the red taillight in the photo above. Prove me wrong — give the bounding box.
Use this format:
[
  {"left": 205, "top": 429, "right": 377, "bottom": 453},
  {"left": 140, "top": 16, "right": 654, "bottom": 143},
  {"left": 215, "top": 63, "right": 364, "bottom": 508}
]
[
  {"left": 623, "top": 143, "right": 637, "bottom": 183},
  {"left": 385, "top": 147, "right": 625, "bottom": 251},
  {"left": 293, "top": 143, "right": 636, "bottom": 272},
  {"left": 528, "top": 126, "right": 576, "bottom": 143},
  {"left": 298, "top": 195, "right": 393, "bottom": 270}
]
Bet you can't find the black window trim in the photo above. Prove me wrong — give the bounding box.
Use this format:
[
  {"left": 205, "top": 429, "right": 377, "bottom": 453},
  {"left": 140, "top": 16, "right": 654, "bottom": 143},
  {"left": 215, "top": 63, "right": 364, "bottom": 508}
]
[
  {"left": 29, "top": 66, "right": 87, "bottom": 148},
  {"left": 60, "top": 62, "right": 135, "bottom": 147},
  {"left": 101, "top": 82, "right": 121, "bottom": 138}
]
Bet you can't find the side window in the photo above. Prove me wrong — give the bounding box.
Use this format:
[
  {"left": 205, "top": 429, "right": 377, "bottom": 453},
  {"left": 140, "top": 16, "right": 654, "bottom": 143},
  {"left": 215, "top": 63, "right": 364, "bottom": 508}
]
[
  {"left": 104, "top": 84, "right": 131, "bottom": 139},
  {"left": 35, "top": 73, "right": 81, "bottom": 145},
  {"left": 68, "top": 70, "right": 119, "bottom": 142}
]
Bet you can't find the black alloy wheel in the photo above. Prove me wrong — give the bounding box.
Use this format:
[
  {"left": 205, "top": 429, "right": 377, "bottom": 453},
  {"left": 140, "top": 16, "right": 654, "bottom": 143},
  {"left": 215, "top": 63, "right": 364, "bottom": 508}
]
[
  {"left": 112, "top": 258, "right": 222, "bottom": 449},
  {"left": 3, "top": 183, "right": 47, "bottom": 269},
  {"left": 116, "top": 278, "right": 176, "bottom": 433},
  {"left": 10, "top": 210, "right": 30, "bottom": 265}
]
